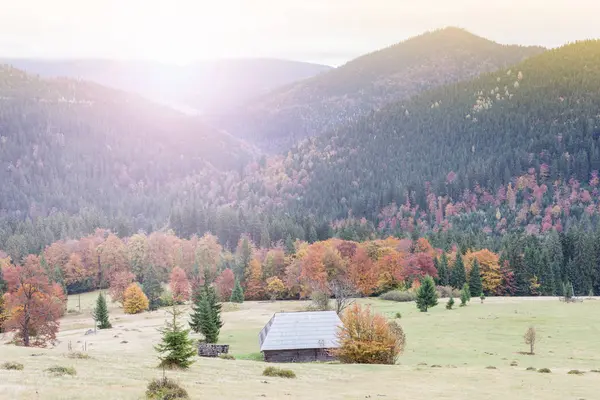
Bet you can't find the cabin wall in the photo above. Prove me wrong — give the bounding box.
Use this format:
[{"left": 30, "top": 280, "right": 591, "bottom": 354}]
[{"left": 263, "top": 348, "right": 336, "bottom": 363}]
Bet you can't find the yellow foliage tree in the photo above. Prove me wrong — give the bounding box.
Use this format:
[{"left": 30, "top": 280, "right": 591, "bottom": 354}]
[
  {"left": 123, "top": 283, "right": 149, "bottom": 314},
  {"left": 333, "top": 304, "right": 405, "bottom": 365},
  {"left": 464, "top": 249, "right": 502, "bottom": 294},
  {"left": 265, "top": 277, "right": 286, "bottom": 301}
]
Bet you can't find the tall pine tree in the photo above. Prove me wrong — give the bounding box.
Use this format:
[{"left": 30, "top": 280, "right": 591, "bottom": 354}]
[
  {"left": 155, "top": 305, "right": 196, "bottom": 369},
  {"left": 416, "top": 275, "right": 438, "bottom": 312},
  {"left": 450, "top": 253, "right": 466, "bottom": 289},
  {"left": 189, "top": 282, "right": 223, "bottom": 343},
  {"left": 469, "top": 259, "right": 483, "bottom": 297},
  {"left": 437, "top": 253, "right": 449, "bottom": 286},
  {"left": 143, "top": 265, "right": 163, "bottom": 311},
  {"left": 92, "top": 292, "right": 112, "bottom": 329},
  {"left": 230, "top": 278, "right": 244, "bottom": 303}
]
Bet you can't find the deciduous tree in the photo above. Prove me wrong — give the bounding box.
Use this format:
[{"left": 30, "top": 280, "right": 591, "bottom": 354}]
[
  {"left": 123, "top": 283, "right": 149, "bottom": 314},
  {"left": 169, "top": 267, "right": 190, "bottom": 304}
]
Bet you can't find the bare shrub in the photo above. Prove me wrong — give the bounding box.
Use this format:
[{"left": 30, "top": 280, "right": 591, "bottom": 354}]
[
  {"left": 328, "top": 278, "right": 356, "bottom": 315},
  {"left": 218, "top": 354, "right": 235, "bottom": 360},
  {"left": 65, "top": 351, "right": 91, "bottom": 359},
  {"left": 436, "top": 286, "right": 461, "bottom": 298},
  {"left": 146, "top": 377, "right": 189, "bottom": 399},
  {"left": 538, "top": 368, "right": 551, "bottom": 373},
  {"left": 307, "top": 291, "right": 331, "bottom": 311},
  {"left": 524, "top": 326, "right": 536, "bottom": 355},
  {"left": 568, "top": 369, "right": 584, "bottom": 375}
]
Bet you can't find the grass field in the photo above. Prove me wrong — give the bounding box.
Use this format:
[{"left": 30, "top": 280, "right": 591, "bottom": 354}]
[{"left": 1, "top": 292, "right": 599, "bottom": 399}]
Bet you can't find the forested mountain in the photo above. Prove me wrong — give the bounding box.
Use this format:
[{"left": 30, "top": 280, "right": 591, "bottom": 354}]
[
  {"left": 185, "top": 40, "right": 600, "bottom": 243},
  {"left": 215, "top": 27, "right": 545, "bottom": 151},
  {"left": 2, "top": 58, "right": 331, "bottom": 114},
  {"left": 0, "top": 65, "right": 257, "bottom": 255}
]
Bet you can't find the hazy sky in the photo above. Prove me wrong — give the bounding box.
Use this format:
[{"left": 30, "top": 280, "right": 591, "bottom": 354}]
[{"left": 1, "top": 0, "right": 599, "bottom": 66}]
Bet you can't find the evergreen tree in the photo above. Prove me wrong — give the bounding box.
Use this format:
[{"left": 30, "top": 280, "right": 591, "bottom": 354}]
[
  {"left": 415, "top": 275, "right": 438, "bottom": 312},
  {"left": 450, "top": 253, "right": 466, "bottom": 289},
  {"left": 437, "top": 253, "right": 449, "bottom": 286},
  {"left": 92, "top": 292, "right": 112, "bottom": 329},
  {"left": 446, "top": 296, "right": 455, "bottom": 310},
  {"left": 544, "top": 230, "right": 564, "bottom": 295},
  {"left": 143, "top": 265, "right": 163, "bottom": 311},
  {"left": 230, "top": 278, "right": 244, "bottom": 303},
  {"left": 563, "top": 281, "right": 574, "bottom": 300},
  {"left": 189, "top": 282, "right": 223, "bottom": 343},
  {"left": 459, "top": 285, "right": 469, "bottom": 306},
  {"left": 469, "top": 259, "right": 483, "bottom": 297},
  {"left": 0, "top": 265, "right": 6, "bottom": 295},
  {"left": 284, "top": 235, "right": 296, "bottom": 255},
  {"left": 259, "top": 224, "right": 271, "bottom": 248},
  {"left": 573, "top": 232, "right": 596, "bottom": 295},
  {"left": 155, "top": 305, "right": 196, "bottom": 369},
  {"left": 53, "top": 266, "right": 67, "bottom": 295},
  {"left": 462, "top": 283, "right": 471, "bottom": 301}
]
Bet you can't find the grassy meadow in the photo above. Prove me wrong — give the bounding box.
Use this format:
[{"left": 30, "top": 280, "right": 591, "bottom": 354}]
[{"left": 1, "top": 292, "right": 599, "bottom": 399}]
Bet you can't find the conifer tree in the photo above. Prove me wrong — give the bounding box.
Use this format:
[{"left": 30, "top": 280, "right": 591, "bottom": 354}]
[
  {"left": 230, "top": 278, "right": 244, "bottom": 303},
  {"left": 544, "top": 230, "right": 563, "bottom": 295},
  {"left": 155, "top": 305, "right": 196, "bottom": 369},
  {"left": 450, "top": 253, "right": 466, "bottom": 289},
  {"left": 437, "top": 253, "right": 449, "bottom": 286},
  {"left": 92, "top": 292, "right": 112, "bottom": 329},
  {"left": 284, "top": 235, "right": 296, "bottom": 255},
  {"left": 53, "top": 266, "right": 67, "bottom": 295},
  {"left": 462, "top": 283, "right": 471, "bottom": 301},
  {"left": 143, "top": 265, "right": 163, "bottom": 311},
  {"left": 0, "top": 265, "right": 6, "bottom": 295},
  {"left": 415, "top": 275, "right": 438, "bottom": 312},
  {"left": 459, "top": 286, "right": 469, "bottom": 307},
  {"left": 469, "top": 259, "right": 483, "bottom": 297},
  {"left": 446, "top": 296, "right": 455, "bottom": 310},
  {"left": 189, "top": 282, "right": 223, "bottom": 343}
]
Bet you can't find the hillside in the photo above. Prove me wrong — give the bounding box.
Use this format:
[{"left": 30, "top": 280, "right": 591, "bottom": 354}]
[
  {"left": 2, "top": 58, "right": 332, "bottom": 114},
  {"left": 0, "top": 65, "right": 256, "bottom": 240},
  {"left": 215, "top": 28, "right": 545, "bottom": 151},
  {"left": 205, "top": 40, "right": 600, "bottom": 242}
]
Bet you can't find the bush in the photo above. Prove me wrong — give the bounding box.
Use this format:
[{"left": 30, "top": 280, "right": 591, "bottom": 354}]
[
  {"left": 123, "top": 283, "right": 149, "bottom": 314},
  {"left": 526, "top": 367, "right": 536, "bottom": 371},
  {"left": 46, "top": 365, "right": 76, "bottom": 376},
  {"left": 218, "top": 354, "right": 235, "bottom": 360},
  {"left": 333, "top": 304, "right": 405, "bottom": 365},
  {"left": 568, "top": 369, "right": 584, "bottom": 375},
  {"left": 379, "top": 290, "right": 416, "bottom": 302},
  {"left": 590, "top": 369, "right": 600, "bottom": 373},
  {"left": 146, "top": 377, "right": 189, "bottom": 399},
  {"left": 160, "top": 292, "right": 175, "bottom": 308},
  {"left": 394, "top": 312, "right": 402, "bottom": 319},
  {"left": 262, "top": 366, "right": 296, "bottom": 378},
  {"left": 308, "top": 291, "right": 331, "bottom": 311},
  {"left": 1, "top": 362, "right": 24, "bottom": 370},
  {"left": 436, "top": 286, "right": 461, "bottom": 298},
  {"left": 65, "top": 351, "right": 91, "bottom": 359},
  {"left": 538, "top": 368, "right": 551, "bottom": 373}
]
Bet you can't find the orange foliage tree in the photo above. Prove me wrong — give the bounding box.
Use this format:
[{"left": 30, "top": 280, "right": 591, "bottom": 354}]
[
  {"left": 347, "top": 247, "right": 378, "bottom": 296},
  {"left": 299, "top": 243, "right": 328, "bottom": 294},
  {"left": 244, "top": 259, "right": 265, "bottom": 300},
  {"left": 214, "top": 268, "right": 235, "bottom": 301},
  {"left": 265, "top": 276, "right": 286, "bottom": 301},
  {"left": 123, "top": 283, "right": 149, "bottom": 314},
  {"left": 2, "top": 255, "right": 66, "bottom": 346},
  {"left": 169, "top": 266, "right": 190, "bottom": 303},
  {"left": 333, "top": 304, "right": 405, "bottom": 364},
  {"left": 376, "top": 250, "right": 405, "bottom": 292}
]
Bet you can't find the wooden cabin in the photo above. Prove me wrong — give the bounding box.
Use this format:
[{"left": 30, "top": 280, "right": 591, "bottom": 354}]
[{"left": 258, "top": 311, "right": 342, "bottom": 363}]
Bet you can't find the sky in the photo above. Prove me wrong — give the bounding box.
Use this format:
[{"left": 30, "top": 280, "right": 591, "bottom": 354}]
[{"left": 1, "top": 0, "right": 599, "bottom": 66}]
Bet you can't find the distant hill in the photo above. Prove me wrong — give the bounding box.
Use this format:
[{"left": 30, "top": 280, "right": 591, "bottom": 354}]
[
  {"left": 215, "top": 28, "right": 545, "bottom": 151},
  {"left": 0, "top": 65, "right": 256, "bottom": 231},
  {"left": 1, "top": 58, "right": 331, "bottom": 114},
  {"left": 229, "top": 40, "right": 600, "bottom": 235}
]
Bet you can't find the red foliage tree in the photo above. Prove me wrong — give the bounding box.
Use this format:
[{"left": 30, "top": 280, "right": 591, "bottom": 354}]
[
  {"left": 169, "top": 266, "right": 190, "bottom": 303},
  {"left": 214, "top": 268, "right": 235, "bottom": 301},
  {"left": 2, "top": 255, "right": 65, "bottom": 347},
  {"left": 400, "top": 253, "right": 437, "bottom": 281},
  {"left": 244, "top": 259, "right": 265, "bottom": 300},
  {"left": 108, "top": 270, "right": 135, "bottom": 304}
]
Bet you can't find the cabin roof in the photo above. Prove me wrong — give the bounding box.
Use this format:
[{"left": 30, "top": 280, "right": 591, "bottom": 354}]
[{"left": 259, "top": 311, "right": 342, "bottom": 352}]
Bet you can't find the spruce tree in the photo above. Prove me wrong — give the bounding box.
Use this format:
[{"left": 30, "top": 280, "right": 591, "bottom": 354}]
[
  {"left": 544, "top": 230, "right": 563, "bottom": 295},
  {"left": 230, "top": 278, "right": 244, "bottom": 303},
  {"left": 92, "top": 292, "right": 112, "bottom": 329},
  {"left": 143, "top": 265, "right": 163, "bottom": 311},
  {"left": 446, "top": 296, "right": 455, "bottom": 310},
  {"left": 462, "top": 283, "right": 471, "bottom": 301},
  {"left": 284, "top": 235, "right": 296, "bottom": 255},
  {"left": 0, "top": 265, "right": 6, "bottom": 295},
  {"left": 155, "top": 305, "right": 196, "bottom": 369},
  {"left": 189, "top": 282, "right": 223, "bottom": 343},
  {"left": 450, "top": 253, "right": 467, "bottom": 289},
  {"left": 459, "top": 286, "right": 469, "bottom": 307},
  {"left": 437, "top": 253, "right": 449, "bottom": 286},
  {"left": 53, "top": 266, "right": 67, "bottom": 295},
  {"left": 469, "top": 259, "right": 483, "bottom": 297},
  {"left": 415, "top": 275, "right": 438, "bottom": 312}
]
